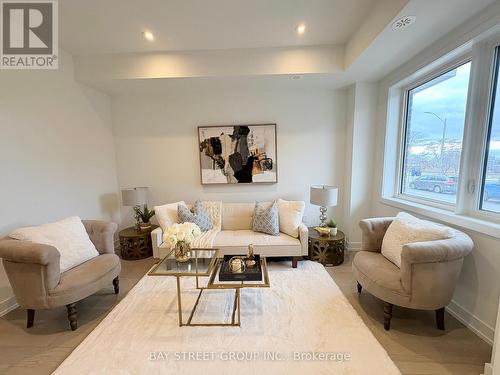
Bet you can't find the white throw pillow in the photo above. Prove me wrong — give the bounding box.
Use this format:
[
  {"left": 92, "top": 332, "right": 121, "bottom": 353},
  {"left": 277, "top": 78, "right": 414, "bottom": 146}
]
[
  {"left": 154, "top": 201, "right": 186, "bottom": 230},
  {"left": 277, "top": 199, "right": 305, "bottom": 238},
  {"left": 9, "top": 216, "right": 99, "bottom": 273},
  {"left": 200, "top": 201, "right": 222, "bottom": 230},
  {"left": 381, "top": 212, "right": 452, "bottom": 268}
]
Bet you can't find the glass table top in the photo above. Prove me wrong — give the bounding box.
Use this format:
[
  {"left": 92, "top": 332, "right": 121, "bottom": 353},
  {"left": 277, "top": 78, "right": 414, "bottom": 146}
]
[{"left": 148, "top": 248, "right": 219, "bottom": 277}]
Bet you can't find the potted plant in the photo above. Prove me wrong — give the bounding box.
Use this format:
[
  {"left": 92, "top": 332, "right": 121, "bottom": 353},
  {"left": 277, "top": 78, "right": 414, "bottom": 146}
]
[
  {"left": 327, "top": 218, "right": 338, "bottom": 236},
  {"left": 133, "top": 205, "right": 155, "bottom": 231},
  {"left": 163, "top": 223, "right": 202, "bottom": 262}
]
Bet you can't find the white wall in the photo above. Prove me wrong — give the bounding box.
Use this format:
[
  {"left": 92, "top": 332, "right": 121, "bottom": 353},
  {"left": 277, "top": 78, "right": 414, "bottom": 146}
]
[
  {"left": 0, "top": 50, "right": 120, "bottom": 314},
  {"left": 343, "top": 83, "right": 378, "bottom": 248},
  {"left": 112, "top": 87, "right": 347, "bottom": 229}
]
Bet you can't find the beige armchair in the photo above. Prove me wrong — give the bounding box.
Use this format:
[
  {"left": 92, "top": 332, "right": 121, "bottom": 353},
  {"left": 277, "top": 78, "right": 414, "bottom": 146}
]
[
  {"left": 352, "top": 217, "right": 473, "bottom": 330},
  {"left": 0, "top": 220, "right": 120, "bottom": 331}
]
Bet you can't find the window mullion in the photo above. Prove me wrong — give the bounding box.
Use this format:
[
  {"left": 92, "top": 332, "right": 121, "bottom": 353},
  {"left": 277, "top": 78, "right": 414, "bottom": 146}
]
[
  {"left": 456, "top": 44, "right": 491, "bottom": 214},
  {"left": 460, "top": 41, "right": 497, "bottom": 216}
]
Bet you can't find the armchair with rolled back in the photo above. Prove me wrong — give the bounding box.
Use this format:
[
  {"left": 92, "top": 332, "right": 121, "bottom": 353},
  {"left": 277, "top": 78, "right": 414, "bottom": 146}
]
[
  {"left": 352, "top": 216, "right": 473, "bottom": 330},
  {"left": 0, "top": 220, "right": 120, "bottom": 331}
]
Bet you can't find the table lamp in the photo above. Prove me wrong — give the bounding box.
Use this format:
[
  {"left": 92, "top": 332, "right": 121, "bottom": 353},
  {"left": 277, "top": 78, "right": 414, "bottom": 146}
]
[
  {"left": 122, "top": 187, "right": 149, "bottom": 229},
  {"left": 310, "top": 185, "right": 338, "bottom": 227}
]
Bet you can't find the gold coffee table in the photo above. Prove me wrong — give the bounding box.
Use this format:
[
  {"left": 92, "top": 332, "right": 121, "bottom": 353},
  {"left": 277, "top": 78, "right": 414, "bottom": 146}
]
[{"left": 148, "top": 248, "right": 270, "bottom": 327}]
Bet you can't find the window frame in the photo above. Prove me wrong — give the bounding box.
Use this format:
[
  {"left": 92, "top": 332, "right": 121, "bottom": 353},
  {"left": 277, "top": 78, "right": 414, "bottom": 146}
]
[
  {"left": 478, "top": 45, "right": 500, "bottom": 216},
  {"left": 381, "top": 27, "right": 500, "bottom": 238},
  {"left": 461, "top": 36, "right": 500, "bottom": 224},
  {"left": 394, "top": 55, "right": 472, "bottom": 212}
]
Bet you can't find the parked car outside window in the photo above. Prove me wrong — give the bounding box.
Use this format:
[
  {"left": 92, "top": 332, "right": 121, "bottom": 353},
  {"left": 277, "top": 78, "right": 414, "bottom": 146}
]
[{"left": 409, "top": 175, "right": 458, "bottom": 194}]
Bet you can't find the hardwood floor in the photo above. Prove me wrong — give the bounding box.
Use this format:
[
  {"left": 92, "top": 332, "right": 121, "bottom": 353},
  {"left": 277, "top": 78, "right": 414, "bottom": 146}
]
[
  {"left": 0, "top": 254, "right": 492, "bottom": 374},
  {"left": 327, "top": 253, "right": 492, "bottom": 375},
  {"left": 0, "top": 257, "right": 156, "bottom": 375}
]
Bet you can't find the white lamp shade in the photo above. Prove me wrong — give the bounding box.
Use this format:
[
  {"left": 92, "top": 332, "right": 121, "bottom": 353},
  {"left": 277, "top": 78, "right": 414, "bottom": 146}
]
[
  {"left": 121, "top": 187, "right": 149, "bottom": 206},
  {"left": 310, "top": 185, "right": 338, "bottom": 207}
]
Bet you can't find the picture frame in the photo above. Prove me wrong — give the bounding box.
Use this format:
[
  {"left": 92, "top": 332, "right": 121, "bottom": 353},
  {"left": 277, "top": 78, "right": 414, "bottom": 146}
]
[{"left": 198, "top": 124, "right": 278, "bottom": 185}]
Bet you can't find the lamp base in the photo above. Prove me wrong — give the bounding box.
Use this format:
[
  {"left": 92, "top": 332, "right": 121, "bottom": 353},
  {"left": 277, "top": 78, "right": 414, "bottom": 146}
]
[{"left": 319, "top": 206, "right": 328, "bottom": 227}]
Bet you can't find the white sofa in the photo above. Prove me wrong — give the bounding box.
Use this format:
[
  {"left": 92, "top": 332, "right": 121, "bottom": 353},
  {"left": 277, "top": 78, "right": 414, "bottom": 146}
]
[{"left": 151, "top": 202, "right": 308, "bottom": 268}]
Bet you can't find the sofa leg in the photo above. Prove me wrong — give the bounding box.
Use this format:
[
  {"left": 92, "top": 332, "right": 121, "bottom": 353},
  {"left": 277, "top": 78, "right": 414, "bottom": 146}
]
[
  {"left": 66, "top": 303, "right": 78, "bottom": 331},
  {"left": 292, "top": 257, "right": 298, "bottom": 268},
  {"left": 436, "top": 307, "right": 445, "bottom": 330},
  {"left": 113, "top": 276, "right": 120, "bottom": 295},
  {"left": 26, "top": 309, "right": 35, "bottom": 328},
  {"left": 357, "top": 282, "right": 362, "bottom": 294},
  {"left": 383, "top": 302, "right": 393, "bottom": 331}
]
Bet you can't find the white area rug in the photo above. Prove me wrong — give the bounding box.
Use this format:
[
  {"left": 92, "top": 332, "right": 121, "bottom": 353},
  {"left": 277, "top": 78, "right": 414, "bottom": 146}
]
[{"left": 54, "top": 261, "right": 400, "bottom": 374}]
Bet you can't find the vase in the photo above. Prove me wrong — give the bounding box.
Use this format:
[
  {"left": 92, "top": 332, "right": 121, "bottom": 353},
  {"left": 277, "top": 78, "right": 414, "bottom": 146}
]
[
  {"left": 330, "top": 227, "right": 338, "bottom": 236},
  {"left": 139, "top": 222, "right": 152, "bottom": 231},
  {"left": 174, "top": 241, "right": 191, "bottom": 263}
]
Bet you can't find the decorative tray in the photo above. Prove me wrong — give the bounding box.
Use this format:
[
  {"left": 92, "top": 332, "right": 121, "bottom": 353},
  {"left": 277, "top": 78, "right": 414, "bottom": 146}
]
[{"left": 219, "top": 255, "right": 262, "bottom": 282}]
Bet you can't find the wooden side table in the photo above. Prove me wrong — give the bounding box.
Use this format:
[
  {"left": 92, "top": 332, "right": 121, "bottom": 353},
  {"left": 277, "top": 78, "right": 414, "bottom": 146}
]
[
  {"left": 119, "top": 225, "right": 158, "bottom": 260},
  {"left": 308, "top": 227, "right": 345, "bottom": 266}
]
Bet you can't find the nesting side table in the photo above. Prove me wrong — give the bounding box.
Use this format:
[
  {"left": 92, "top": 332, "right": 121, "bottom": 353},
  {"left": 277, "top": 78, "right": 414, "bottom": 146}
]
[
  {"left": 308, "top": 227, "right": 345, "bottom": 266},
  {"left": 118, "top": 225, "right": 158, "bottom": 260}
]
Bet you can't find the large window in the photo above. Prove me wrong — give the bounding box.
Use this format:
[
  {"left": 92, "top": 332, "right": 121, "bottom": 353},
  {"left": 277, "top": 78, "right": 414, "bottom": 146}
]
[
  {"left": 401, "top": 62, "right": 471, "bottom": 205},
  {"left": 383, "top": 30, "right": 500, "bottom": 236},
  {"left": 481, "top": 49, "right": 500, "bottom": 214}
]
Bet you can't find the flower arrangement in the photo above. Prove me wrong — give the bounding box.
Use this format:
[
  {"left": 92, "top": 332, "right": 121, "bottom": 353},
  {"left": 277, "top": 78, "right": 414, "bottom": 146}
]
[
  {"left": 163, "top": 223, "right": 201, "bottom": 262},
  {"left": 163, "top": 222, "right": 201, "bottom": 248}
]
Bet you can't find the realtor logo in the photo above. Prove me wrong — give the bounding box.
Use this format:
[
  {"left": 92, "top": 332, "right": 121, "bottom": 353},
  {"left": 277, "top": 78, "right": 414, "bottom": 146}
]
[{"left": 1, "top": 0, "right": 58, "bottom": 69}]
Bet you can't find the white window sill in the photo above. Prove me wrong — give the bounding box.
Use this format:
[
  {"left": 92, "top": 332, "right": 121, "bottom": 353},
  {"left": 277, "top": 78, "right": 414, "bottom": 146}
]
[{"left": 380, "top": 196, "right": 500, "bottom": 240}]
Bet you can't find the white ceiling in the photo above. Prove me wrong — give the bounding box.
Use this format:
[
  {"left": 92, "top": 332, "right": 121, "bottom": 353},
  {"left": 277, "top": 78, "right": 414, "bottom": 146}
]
[
  {"left": 60, "top": 0, "right": 380, "bottom": 54},
  {"left": 61, "top": 0, "right": 499, "bottom": 94}
]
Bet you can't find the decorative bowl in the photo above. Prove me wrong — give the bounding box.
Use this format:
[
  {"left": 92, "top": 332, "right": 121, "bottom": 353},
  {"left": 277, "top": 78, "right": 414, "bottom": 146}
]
[{"left": 315, "top": 227, "right": 331, "bottom": 236}]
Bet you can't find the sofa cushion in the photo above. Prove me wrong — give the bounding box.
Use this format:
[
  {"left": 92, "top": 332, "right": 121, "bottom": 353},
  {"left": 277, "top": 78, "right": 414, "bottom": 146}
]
[
  {"left": 178, "top": 200, "right": 213, "bottom": 232},
  {"left": 48, "top": 253, "right": 121, "bottom": 307},
  {"left": 214, "top": 230, "right": 300, "bottom": 249},
  {"left": 9, "top": 216, "right": 99, "bottom": 273},
  {"left": 221, "top": 203, "right": 255, "bottom": 230},
  {"left": 201, "top": 201, "right": 222, "bottom": 230},
  {"left": 277, "top": 199, "right": 305, "bottom": 238},
  {"left": 352, "top": 251, "right": 410, "bottom": 307},
  {"left": 381, "top": 212, "right": 452, "bottom": 268},
  {"left": 154, "top": 201, "right": 186, "bottom": 230},
  {"left": 252, "top": 201, "right": 280, "bottom": 235}
]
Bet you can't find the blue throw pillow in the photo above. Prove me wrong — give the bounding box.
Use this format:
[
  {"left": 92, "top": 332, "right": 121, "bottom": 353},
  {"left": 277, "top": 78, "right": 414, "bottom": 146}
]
[
  {"left": 178, "top": 201, "right": 213, "bottom": 232},
  {"left": 252, "top": 201, "right": 280, "bottom": 236}
]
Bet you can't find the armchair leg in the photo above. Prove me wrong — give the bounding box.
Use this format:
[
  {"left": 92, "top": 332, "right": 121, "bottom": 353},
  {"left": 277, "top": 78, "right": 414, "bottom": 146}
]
[
  {"left": 383, "top": 302, "right": 393, "bottom": 331},
  {"left": 436, "top": 307, "right": 445, "bottom": 330},
  {"left": 26, "top": 309, "right": 35, "bottom": 328},
  {"left": 113, "top": 276, "right": 120, "bottom": 295},
  {"left": 357, "top": 282, "right": 362, "bottom": 294},
  {"left": 292, "top": 257, "right": 298, "bottom": 268},
  {"left": 66, "top": 303, "right": 77, "bottom": 331}
]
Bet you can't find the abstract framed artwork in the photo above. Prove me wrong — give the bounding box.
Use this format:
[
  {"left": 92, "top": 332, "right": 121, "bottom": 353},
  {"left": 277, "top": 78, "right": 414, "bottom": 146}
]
[{"left": 198, "top": 124, "right": 277, "bottom": 185}]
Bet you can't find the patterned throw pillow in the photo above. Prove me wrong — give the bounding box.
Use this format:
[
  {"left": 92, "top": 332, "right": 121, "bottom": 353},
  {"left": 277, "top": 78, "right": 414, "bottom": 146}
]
[
  {"left": 252, "top": 201, "right": 280, "bottom": 236},
  {"left": 178, "top": 201, "right": 213, "bottom": 232}
]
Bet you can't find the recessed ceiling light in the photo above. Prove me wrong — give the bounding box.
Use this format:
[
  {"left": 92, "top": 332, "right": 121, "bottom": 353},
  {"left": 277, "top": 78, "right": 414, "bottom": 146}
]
[
  {"left": 391, "top": 16, "right": 416, "bottom": 31},
  {"left": 143, "top": 30, "right": 154, "bottom": 41},
  {"left": 297, "top": 24, "right": 306, "bottom": 35}
]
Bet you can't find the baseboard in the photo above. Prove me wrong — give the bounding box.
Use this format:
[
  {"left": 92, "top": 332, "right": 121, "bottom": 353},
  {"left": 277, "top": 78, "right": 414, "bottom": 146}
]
[
  {"left": 0, "top": 295, "right": 18, "bottom": 317},
  {"left": 483, "top": 362, "right": 493, "bottom": 375},
  {"left": 446, "top": 300, "right": 494, "bottom": 345},
  {"left": 346, "top": 241, "right": 361, "bottom": 251}
]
